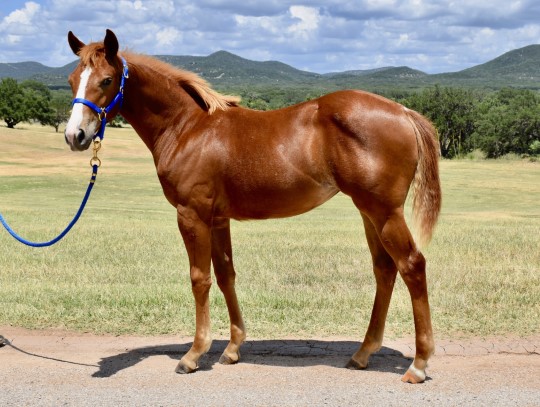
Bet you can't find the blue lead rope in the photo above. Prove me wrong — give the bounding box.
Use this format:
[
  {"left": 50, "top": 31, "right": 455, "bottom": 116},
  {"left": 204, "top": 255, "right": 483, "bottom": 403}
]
[
  {"left": 0, "top": 57, "right": 129, "bottom": 248},
  {"left": 0, "top": 165, "right": 99, "bottom": 247}
]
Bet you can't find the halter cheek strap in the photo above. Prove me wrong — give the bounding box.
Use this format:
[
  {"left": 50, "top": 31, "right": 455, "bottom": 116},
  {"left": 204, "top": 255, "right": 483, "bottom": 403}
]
[{"left": 72, "top": 57, "right": 129, "bottom": 141}]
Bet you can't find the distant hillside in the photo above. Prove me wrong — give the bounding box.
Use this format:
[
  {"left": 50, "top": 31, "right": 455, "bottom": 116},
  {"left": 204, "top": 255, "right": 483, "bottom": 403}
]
[
  {"left": 1, "top": 44, "right": 539, "bottom": 91},
  {"left": 457, "top": 44, "right": 540, "bottom": 79},
  {"left": 325, "top": 66, "right": 427, "bottom": 79},
  {"left": 323, "top": 66, "right": 430, "bottom": 91},
  {"left": 0, "top": 61, "right": 54, "bottom": 80},
  {"left": 29, "top": 61, "right": 78, "bottom": 89},
  {"left": 158, "top": 50, "right": 320, "bottom": 85}
]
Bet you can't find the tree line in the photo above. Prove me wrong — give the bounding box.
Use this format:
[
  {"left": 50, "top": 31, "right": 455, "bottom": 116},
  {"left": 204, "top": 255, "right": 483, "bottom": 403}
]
[
  {"left": 0, "top": 78, "right": 125, "bottom": 132},
  {"left": 402, "top": 86, "right": 540, "bottom": 158},
  {"left": 0, "top": 78, "right": 72, "bottom": 132},
  {"left": 2, "top": 77, "right": 539, "bottom": 159}
]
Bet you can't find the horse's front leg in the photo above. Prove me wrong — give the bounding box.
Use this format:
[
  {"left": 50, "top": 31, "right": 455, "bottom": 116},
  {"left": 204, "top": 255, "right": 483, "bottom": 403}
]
[{"left": 175, "top": 204, "right": 213, "bottom": 374}]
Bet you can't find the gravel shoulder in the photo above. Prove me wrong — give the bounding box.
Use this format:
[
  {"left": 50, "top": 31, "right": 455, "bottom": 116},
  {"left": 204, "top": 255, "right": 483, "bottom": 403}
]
[{"left": 0, "top": 326, "right": 539, "bottom": 406}]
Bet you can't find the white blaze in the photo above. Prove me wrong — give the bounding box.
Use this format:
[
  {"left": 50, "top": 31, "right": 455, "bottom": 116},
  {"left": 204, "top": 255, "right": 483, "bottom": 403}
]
[{"left": 65, "top": 67, "right": 92, "bottom": 136}]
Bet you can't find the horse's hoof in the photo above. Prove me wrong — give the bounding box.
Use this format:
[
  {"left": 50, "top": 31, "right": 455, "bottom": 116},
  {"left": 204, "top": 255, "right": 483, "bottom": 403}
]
[
  {"left": 401, "top": 366, "right": 426, "bottom": 384},
  {"left": 345, "top": 358, "right": 367, "bottom": 370},
  {"left": 219, "top": 352, "right": 240, "bottom": 365},
  {"left": 175, "top": 359, "right": 198, "bottom": 374}
]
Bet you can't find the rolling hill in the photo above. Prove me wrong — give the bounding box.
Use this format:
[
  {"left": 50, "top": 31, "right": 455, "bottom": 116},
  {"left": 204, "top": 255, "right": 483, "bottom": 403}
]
[
  {"left": 1, "top": 44, "right": 539, "bottom": 91},
  {"left": 158, "top": 51, "right": 320, "bottom": 85},
  {"left": 0, "top": 61, "right": 54, "bottom": 80}
]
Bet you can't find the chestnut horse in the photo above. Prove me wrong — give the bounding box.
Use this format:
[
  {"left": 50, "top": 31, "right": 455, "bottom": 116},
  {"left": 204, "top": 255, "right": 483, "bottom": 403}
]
[{"left": 65, "top": 30, "right": 441, "bottom": 383}]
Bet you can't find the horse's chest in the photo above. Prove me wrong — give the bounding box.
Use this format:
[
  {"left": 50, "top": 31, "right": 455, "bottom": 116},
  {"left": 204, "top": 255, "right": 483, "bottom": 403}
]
[{"left": 155, "top": 151, "right": 216, "bottom": 208}]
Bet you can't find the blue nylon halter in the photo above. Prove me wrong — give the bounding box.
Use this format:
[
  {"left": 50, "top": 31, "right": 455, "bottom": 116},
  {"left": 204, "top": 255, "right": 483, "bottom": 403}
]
[{"left": 0, "top": 57, "right": 129, "bottom": 248}]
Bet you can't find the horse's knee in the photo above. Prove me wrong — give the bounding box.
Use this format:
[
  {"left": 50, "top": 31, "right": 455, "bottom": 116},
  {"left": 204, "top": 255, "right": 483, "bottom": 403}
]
[{"left": 191, "top": 269, "right": 212, "bottom": 293}]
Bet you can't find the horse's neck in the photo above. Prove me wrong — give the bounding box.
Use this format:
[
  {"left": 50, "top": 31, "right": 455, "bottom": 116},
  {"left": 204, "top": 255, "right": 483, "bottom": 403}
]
[{"left": 120, "top": 64, "right": 200, "bottom": 152}]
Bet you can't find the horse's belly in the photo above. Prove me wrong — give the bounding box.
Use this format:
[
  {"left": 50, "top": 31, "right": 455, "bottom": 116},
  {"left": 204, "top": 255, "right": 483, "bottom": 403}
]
[{"left": 225, "top": 180, "right": 339, "bottom": 220}]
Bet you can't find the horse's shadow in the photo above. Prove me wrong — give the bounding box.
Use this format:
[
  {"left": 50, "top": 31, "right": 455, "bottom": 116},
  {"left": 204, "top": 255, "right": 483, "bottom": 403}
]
[{"left": 92, "top": 339, "right": 413, "bottom": 378}]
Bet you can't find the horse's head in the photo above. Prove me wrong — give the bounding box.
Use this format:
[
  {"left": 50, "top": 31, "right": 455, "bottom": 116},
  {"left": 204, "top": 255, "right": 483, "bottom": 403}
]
[{"left": 65, "top": 29, "right": 124, "bottom": 151}]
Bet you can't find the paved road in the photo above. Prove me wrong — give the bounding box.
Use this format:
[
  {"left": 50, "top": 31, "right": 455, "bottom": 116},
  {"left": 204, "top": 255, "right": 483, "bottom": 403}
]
[{"left": 0, "top": 327, "right": 539, "bottom": 406}]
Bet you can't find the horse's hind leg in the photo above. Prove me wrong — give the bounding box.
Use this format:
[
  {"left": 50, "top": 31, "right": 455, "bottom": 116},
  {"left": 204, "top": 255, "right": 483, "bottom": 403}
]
[
  {"left": 346, "top": 214, "right": 398, "bottom": 370},
  {"left": 211, "top": 219, "right": 246, "bottom": 365},
  {"left": 371, "top": 208, "right": 434, "bottom": 383}
]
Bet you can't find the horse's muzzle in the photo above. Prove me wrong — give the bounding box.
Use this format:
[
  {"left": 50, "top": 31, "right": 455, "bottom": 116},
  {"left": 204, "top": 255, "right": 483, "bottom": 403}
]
[
  {"left": 64, "top": 128, "right": 92, "bottom": 151},
  {"left": 64, "top": 129, "right": 92, "bottom": 151}
]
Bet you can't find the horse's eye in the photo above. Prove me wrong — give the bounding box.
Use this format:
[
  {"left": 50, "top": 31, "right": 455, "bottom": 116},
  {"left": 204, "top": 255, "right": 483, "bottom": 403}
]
[{"left": 102, "top": 78, "right": 113, "bottom": 87}]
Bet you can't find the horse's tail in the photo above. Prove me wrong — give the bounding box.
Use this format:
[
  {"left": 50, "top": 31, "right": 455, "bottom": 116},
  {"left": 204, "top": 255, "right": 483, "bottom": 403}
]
[{"left": 405, "top": 108, "right": 442, "bottom": 248}]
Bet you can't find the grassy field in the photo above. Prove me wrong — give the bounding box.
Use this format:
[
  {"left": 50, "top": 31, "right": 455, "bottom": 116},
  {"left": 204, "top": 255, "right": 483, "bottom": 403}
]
[{"left": 1, "top": 124, "right": 539, "bottom": 339}]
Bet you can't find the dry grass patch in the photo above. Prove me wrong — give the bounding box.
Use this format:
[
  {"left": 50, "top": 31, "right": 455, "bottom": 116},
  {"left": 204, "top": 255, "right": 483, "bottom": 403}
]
[{"left": 1, "top": 125, "right": 539, "bottom": 339}]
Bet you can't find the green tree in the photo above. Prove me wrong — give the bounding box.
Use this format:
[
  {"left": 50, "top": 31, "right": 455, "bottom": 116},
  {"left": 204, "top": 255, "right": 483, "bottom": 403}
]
[
  {"left": 21, "top": 80, "right": 53, "bottom": 127},
  {"left": 471, "top": 89, "right": 540, "bottom": 158},
  {"left": 404, "top": 86, "right": 478, "bottom": 158},
  {"left": 0, "top": 78, "right": 28, "bottom": 128},
  {"left": 48, "top": 91, "right": 72, "bottom": 132},
  {"left": 108, "top": 115, "right": 128, "bottom": 128}
]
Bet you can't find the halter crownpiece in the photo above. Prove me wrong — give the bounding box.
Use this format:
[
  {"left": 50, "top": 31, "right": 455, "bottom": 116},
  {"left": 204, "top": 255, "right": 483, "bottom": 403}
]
[{"left": 72, "top": 57, "right": 129, "bottom": 141}]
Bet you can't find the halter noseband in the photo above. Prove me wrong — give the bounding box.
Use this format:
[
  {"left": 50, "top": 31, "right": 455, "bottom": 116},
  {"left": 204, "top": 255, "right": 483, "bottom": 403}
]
[{"left": 72, "top": 57, "right": 129, "bottom": 141}]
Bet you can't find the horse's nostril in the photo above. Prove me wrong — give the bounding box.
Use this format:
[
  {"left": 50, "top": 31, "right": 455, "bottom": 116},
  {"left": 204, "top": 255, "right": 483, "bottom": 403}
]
[{"left": 76, "top": 129, "right": 86, "bottom": 144}]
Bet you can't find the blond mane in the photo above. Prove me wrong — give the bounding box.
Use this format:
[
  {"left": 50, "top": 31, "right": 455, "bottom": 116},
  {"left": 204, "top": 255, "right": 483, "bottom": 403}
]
[
  {"left": 126, "top": 52, "right": 240, "bottom": 114},
  {"left": 79, "top": 43, "right": 240, "bottom": 114}
]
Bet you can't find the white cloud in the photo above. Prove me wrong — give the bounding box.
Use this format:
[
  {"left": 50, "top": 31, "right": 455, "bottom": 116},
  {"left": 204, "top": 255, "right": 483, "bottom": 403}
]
[
  {"left": 288, "top": 6, "right": 321, "bottom": 39},
  {"left": 133, "top": 0, "right": 145, "bottom": 10},
  {"left": 0, "top": 0, "right": 540, "bottom": 73},
  {"left": 156, "top": 27, "right": 182, "bottom": 49},
  {"left": 4, "top": 2, "right": 40, "bottom": 24},
  {"left": 397, "top": 33, "right": 409, "bottom": 46},
  {"left": 236, "top": 15, "right": 271, "bottom": 34},
  {"left": 1, "top": 2, "right": 41, "bottom": 33},
  {"left": 6, "top": 35, "right": 22, "bottom": 45}
]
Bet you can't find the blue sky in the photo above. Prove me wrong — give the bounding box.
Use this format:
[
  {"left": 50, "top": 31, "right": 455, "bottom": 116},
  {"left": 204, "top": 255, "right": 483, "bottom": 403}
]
[{"left": 1, "top": 1, "right": 540, "bottom": 74}]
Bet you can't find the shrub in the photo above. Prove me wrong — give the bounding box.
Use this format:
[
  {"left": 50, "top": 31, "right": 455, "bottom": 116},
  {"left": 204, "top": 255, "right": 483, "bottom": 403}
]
[{"left": 530, "top": 140, "right": 540, "bottom": 155}]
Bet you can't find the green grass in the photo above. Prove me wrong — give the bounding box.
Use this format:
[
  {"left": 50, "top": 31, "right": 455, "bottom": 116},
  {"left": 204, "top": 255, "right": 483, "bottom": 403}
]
[{"left": 1, "top": 125, "right": 539, "bottom": 339}]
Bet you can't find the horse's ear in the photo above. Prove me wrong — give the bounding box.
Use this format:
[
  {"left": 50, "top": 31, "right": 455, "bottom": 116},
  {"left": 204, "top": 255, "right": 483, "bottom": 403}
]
[
  {"left": 104, "top": 29, "right": 119, "bottom": 59},
  {"left": 68, "top": 31, "right": 85, "bottom": 56}
]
